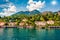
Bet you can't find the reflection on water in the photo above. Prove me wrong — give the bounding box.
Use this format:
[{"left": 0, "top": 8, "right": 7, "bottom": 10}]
[{"left": 0, "top": 28, "right": 60, "bottom": 40}]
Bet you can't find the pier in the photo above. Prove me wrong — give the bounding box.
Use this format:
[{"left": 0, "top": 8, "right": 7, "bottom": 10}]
[
  {"left": 48, "top": 26, "right": 60, "bottom": 29},
  {"left": 0, "top": 26, "right": 17, "bottom": 28}
]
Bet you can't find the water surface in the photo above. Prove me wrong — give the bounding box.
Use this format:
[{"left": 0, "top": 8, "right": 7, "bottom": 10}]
[{"left": 0, "top": 28, "right": 60, "bottom": 40}]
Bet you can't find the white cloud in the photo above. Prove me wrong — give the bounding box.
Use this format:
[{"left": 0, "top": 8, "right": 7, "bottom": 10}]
[
  {"left": 0, "top": 3, "right": 16, "bottom": 16},
  {"left": 26, "top": 0, "right": 45, "bottom": 11},
  {"left": 51, "top": 1, "right": 57, "bottom": 5}
]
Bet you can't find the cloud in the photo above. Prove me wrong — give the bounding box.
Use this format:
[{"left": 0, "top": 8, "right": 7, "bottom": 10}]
[
  {"left": 0, "top": 3, "right": 16, "bottom": 16},
  {"left": 26, "top": 0, "right": 45, "bottom": 11},
  {"left": 51, "top": 1, "right": 57, "bottom": 5}
]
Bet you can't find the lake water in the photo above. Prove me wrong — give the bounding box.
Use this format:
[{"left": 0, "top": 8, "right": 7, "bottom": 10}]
[{"left": 0, "top": 28, "right": 60, "bottom": 40}]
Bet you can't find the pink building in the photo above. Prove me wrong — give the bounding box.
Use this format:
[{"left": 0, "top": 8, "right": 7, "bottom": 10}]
[
  {"left": 26, "top": 25, "right": 33, "bottom": 29},
  {"left": 0, "top": 22, "right": 5, "bottom": 26}
]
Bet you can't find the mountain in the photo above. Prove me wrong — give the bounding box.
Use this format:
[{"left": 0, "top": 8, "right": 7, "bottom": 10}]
[
  {"left": 30, "top": 10, "right": 40, "bottom": 14},
  {"left": 13, "top": 10, "right": 40, "bottom": 15},
  {"left": 16, "top": 11, "right": 30, "bottom": 15}
]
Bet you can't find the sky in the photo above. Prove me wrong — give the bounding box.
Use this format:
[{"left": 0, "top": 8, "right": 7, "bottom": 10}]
[{"left": 0, "top": 0, "right": 60, "bottom": 16}]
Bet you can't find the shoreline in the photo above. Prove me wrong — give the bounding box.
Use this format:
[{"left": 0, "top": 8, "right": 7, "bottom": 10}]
[{"left": 0, "top": 26, "right": 60, "bottom": 29}]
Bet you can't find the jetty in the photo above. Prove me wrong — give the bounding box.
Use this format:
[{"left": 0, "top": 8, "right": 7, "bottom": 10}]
[
  {"left": 48, "top": 26, "right": 60, "bottom": 29},
  {"left": 0, "top": 26, "right": 17, "bottom": 28}
]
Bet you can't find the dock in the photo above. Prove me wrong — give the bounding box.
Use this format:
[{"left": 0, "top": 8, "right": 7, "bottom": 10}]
[
  {"left": 48, "top": 26, "right": 60, "bottom": 29},
  {"left": 0, "top": 26, "right": 17, "bottom": 28}
]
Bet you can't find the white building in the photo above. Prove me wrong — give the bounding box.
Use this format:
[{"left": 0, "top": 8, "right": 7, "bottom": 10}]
[
  {"left": 47, "top": 20, "right": 54, "bottom": 24},
  {"left": 35, "top": 21, "right": 46, "bottom": 26}
]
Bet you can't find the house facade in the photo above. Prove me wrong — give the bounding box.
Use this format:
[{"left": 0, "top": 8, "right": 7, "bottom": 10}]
[
  {"left": 47, "top": 20, "right": 54, "bottom": 25},
  {"left": 0, "top": 22, "right": 5, "bottom": 26}
]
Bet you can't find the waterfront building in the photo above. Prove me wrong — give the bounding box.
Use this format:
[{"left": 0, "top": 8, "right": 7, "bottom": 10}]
[
  {"left": 47, "top": 20, "right": 54, "bottom": 25},
  {"left": 19, "top": 22, "right": 25, "bottom": 26},
  {"left": 8, "top": 22, "right": 17, "bottom": 26},
  {"left": 0, "top": 22, "right": 5, "bottom": 26},
  {"left": 35, "top": 21, "right": 46, "bottom": 26}
]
